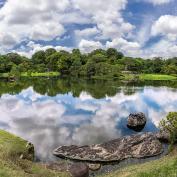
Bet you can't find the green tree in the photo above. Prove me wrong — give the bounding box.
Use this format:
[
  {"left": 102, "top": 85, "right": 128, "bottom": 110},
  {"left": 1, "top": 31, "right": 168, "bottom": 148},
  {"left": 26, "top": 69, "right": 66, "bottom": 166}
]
[
  {"left": 57, "top": 51, "right": 72, "bottom": 74},
  {"left": 32, "top": 50, "right": 46, "bottom": 64}
]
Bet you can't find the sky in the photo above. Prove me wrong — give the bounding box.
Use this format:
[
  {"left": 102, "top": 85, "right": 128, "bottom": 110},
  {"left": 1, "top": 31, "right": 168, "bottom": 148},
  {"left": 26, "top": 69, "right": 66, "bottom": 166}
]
[{"left": 0, "top": 0, "right": 177, "bottom": 58}]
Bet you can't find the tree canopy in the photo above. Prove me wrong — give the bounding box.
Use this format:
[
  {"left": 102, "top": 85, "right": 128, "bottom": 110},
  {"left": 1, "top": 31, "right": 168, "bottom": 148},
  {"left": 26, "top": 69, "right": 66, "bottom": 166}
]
[{"left": 0, "top": 48, "right": 177, "bottom": 78}]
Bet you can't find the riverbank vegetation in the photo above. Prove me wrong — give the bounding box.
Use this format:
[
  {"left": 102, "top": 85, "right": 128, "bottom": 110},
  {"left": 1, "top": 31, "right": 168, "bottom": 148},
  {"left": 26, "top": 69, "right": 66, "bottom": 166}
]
[{"left": 1, "top": 48, "right": 177, "bottom": 80}]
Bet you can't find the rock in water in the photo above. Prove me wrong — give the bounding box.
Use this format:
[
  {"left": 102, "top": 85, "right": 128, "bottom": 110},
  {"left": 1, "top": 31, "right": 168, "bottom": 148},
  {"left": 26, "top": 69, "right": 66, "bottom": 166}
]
[
  {"left": 127, "top": 112, "right": 147, "bottom": 131},
  {"left": 53, "top": 133, "right": 163, "bottom": 163}
]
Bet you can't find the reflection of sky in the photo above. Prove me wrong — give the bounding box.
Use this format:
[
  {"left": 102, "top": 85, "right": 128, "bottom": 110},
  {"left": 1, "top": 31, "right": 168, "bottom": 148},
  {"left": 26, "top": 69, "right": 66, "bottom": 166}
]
[{"left": 0, "top": 86, "right": 177, "bottom": 161}]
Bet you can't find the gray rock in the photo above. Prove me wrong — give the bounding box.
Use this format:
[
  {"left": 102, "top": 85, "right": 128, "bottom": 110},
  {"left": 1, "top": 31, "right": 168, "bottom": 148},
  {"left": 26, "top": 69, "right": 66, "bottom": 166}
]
[
  {"left": 69, "top": 163, "right": 89, "bottom": 177},
  {"left": 53, "top": 133, "right": 163, "bottom": 163},
  {"left": 127, "top": 112, "right": 147, "bottom": 131},
  {"left": 155, "top": 130, "right": 171, "bottom": 143},
  {"left": 45, "top": 162, "right": 89, "bottom": 177},
  {"left": 88, "top": 163, "right": 101, "bottom": 171}
]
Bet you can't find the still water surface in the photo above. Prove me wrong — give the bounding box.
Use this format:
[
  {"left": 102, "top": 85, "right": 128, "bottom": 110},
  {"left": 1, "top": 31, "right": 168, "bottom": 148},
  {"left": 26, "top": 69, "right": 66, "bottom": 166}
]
[{"left": 0, "top": 78, "right": 177, "bottom": 161}]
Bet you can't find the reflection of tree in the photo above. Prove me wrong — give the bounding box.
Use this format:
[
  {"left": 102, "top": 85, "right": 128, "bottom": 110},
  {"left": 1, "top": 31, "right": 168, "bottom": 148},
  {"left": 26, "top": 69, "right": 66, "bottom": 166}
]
[{"left": 1, "top": 78, "right": 177, "bottom": 98}]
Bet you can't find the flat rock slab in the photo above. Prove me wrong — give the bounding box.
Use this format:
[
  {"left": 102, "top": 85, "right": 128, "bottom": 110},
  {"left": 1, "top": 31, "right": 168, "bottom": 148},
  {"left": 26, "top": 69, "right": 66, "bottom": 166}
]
[{"left": 53, "top": 133, "right": 163, "bottom": 163}]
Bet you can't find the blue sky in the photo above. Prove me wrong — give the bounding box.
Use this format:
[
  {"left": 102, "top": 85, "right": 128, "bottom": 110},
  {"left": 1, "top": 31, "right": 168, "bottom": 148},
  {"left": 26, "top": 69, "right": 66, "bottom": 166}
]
[{"left": 0, "top": 0, "right": 177, "bottom": 58}]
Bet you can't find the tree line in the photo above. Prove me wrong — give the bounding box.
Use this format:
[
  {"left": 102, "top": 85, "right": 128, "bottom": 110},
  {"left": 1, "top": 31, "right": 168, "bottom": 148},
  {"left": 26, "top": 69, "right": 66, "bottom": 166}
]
[{"left": 0, "top": 48, "right": 177, "bottom": 78}]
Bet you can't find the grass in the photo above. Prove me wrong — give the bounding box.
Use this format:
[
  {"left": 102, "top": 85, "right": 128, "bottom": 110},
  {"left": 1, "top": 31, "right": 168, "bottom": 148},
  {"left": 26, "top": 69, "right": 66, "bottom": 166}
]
[
  {"left": 21, "top": 72, "right": 60, "bottom": 77},
  {"left": 121, "top": 74, "right": 177, "bottom": 81},
  {"left": 139, "top": 74, "right": 177, "bottom": 81},
  {"left": 101, "top": 147, "right": 177, "bottom": 177},
  {"left": 0, "top": 72, "right": 60, "bottom": 78},
  {"left": 0, "top": 130, "right": 69, "bottom": 177}
]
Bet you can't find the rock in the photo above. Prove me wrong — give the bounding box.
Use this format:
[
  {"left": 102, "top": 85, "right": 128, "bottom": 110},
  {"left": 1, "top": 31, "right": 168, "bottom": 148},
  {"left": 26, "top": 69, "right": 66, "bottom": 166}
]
[
  {"left": 155, "top": 130, "right": 171, "bottom": 143},
  {"left": 127, "top": 112, "right": 147, "bottom": 131},
  {"left": 45, "top": 162, "right": 89, "bottom": 177},
  {"left": 69, "top": 163, "right": 89, "bottom": 177},
  {"left": 53, "top": 133, "right": 163, "bottom": 163},
  {"left": 20, "top": 142, "right": 34, "bottom": 161},
  {"left": 45, "top": 162, "right": 68, "bottom": 172},
  {"left": 88, "top": 163, "right": 101, "bottom": 171}
]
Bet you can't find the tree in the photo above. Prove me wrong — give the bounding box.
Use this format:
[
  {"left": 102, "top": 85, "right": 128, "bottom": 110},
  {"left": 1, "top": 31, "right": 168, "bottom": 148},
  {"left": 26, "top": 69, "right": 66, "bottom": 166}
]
[
  {"left": 160, "top": 112, "right": 177, "bottom": 146},
  {"left": 32, "top": 50, "right": 46, "bottom": 64},
  {"left": 45, "top": 48, "right": 57, "bottom": 58},
  {"left": 106, "top": 48, "right": 123, "bottom": 64},
  {"left": 9, "top": 64, "right": 20, "bottom": 78},
  {"left": 162, "top": 64, "right": 177, "bottom": 75},
  {"left": 6, "top": 53, "right": 23, "bottom": 65},
  {"left": 57, "top": 51, "right": 72, "bottom": 74},
  {"left": 46, "top": 52, "right": 61, "bottom": 71}
]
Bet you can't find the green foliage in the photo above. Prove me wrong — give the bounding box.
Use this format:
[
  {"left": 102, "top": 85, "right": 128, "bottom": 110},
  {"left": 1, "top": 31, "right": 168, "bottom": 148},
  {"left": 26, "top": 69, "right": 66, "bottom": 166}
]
[
  {"left": 9, "top": 65, "right": 20, "bottom": 78},
  {"left": 32, "top": 50, "right": 46, "bottom": 64},
  {"left": 0, "top": 48, "right": 177, "bottom": 79},
  {"left": 160, "top": 112, "right": 177, "bottom": 145}
]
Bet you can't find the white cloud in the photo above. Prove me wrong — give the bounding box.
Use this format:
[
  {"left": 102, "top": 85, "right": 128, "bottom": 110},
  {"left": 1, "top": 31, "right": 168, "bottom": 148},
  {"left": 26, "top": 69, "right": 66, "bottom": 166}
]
[
  {"left": 79, "top": 39, "right": 103, "bottom": 53},
  {"left": 106, "top": 38, "right": 141, "bottom": 57},
  {"left": 0, "top": 0, "right": 70, "bottom": 48},
  {"left": 16, "top": 41, "right": 72, "bottom": 58},
  {"left": 75, "top": 27, "right": 100, "bottom": 40},
  {"left": 143, "top": 39, "right": 177, "bottom": 58},
  {"left": 151, "top": 15, "right": 177, "bottom": 41},
  {"left": 144, "top": 0, "right": 172, "bottom": 5},
  {"left": 73, "top": 0, "right": 134, "bottom": 40}
]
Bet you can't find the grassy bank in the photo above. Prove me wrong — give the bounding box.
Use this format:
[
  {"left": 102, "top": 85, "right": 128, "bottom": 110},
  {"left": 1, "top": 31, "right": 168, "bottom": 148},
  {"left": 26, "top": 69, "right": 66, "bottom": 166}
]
[
  {"left": 139, "top": 74, "right": 177, "bottom": 81},
  {"left": 0, "top": 130, "right": 69, "bottom": 177},
  {"left": 101, "top": 147, "right": 177, "bottom": 177},
  {"left": 0, "top": 72, "right": 60, "bottom": 78},
  {"left": 121, "top": 74, "right": 177, "bottom": 81}
]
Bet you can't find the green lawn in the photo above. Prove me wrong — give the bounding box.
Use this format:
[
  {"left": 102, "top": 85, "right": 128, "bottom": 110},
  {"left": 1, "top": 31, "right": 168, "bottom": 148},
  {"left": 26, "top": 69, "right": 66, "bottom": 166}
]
[
  {"left": 21, "top": 72, "right": 60, "bottom": 77},
  {"left": 0, "top": 72, "right": 60, "bottom": 78},
  {"left": 101, "top": 147, "right": 177, "bottom": 177},
  {"left": 0, "top": 130, "right": 69, "bottom": 177},
  {"left": 139, "top": 74, "right": 177, "bottom": 81}
]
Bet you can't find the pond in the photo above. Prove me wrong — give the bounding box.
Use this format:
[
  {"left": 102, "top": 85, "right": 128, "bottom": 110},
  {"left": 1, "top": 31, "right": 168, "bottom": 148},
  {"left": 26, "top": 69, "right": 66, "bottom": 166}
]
[{"left": 0, "top": 77, "right": 177, "bottom": 162}]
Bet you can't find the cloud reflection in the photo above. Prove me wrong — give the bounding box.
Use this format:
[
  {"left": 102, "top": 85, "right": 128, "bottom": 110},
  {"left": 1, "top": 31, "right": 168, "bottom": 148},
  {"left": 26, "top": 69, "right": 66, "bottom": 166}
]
[{"left": 0, "top": 86, "right": 177, "bottom": 161}]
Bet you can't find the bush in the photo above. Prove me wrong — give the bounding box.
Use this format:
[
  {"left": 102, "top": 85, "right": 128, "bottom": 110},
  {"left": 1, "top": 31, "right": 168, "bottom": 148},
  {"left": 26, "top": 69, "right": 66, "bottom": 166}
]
[{"left": 160, "top": 112, "right": 177, "bottom": 146}]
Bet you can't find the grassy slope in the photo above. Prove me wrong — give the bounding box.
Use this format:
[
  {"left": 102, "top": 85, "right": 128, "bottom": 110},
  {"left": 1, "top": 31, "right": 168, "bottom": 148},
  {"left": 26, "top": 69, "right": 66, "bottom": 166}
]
[
  {"left": 0, "top": 130, "right": 69, "bottom": 177},
  {"left": 101, "top": 147, "right": 177, "bottom": 177}
]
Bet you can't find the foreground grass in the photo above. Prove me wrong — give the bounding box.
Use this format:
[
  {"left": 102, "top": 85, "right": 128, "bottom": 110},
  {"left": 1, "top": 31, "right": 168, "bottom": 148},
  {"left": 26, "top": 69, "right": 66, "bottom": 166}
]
[
  {"left": 101, "top": 147, "right": 177, "bottom": 177},
  {"left": 0, "top": 130, "right": 69, "bottom": 177}
]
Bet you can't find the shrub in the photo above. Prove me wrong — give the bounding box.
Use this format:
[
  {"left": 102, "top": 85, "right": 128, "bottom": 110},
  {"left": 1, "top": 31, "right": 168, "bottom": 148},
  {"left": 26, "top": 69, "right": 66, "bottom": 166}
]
[{"left": 160, "top": 112, "right": 177, "bottom": 146}]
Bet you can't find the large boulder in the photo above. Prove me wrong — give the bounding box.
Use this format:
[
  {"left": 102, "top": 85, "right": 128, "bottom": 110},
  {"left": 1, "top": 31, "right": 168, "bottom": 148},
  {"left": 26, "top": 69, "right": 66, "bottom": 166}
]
[
  {"left": 53, "top": 133, "right": 163, "bottom": 163},
  {"left": 127, "top": 112, "right": 147, "bottom": 131}
]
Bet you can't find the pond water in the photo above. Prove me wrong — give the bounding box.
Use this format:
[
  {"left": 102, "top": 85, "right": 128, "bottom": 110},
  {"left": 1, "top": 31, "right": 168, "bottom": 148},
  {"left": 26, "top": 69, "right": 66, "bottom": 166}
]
[{"left": 0, "top": 78, "right": 177, "bottom": 162}]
